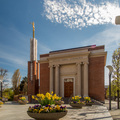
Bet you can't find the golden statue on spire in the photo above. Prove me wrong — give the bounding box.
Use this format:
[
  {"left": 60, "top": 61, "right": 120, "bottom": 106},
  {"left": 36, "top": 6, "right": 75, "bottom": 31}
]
[{"left": 30, "top": 22, "right": 35, "bottom": 38}]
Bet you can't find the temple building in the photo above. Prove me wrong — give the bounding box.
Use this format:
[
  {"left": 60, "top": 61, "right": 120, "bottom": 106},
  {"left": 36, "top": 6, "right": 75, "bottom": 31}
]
[{"left": 28, "top": 23, "right": 107, "bottom": 103}]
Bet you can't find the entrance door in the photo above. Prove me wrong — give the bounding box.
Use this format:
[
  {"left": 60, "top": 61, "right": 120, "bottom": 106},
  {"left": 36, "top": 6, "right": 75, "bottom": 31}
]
[{"left": 64, "top": 78, "right": 73, "bottom": 97}]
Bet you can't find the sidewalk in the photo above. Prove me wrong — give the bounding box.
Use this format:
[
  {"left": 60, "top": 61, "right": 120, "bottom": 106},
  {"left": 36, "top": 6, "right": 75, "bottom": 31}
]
[
  {"left": 61, "top": 105, "right": 112, "bottom": 120},
  {"left": 104, "top": 100, "right": 120, "bottom": 120},
  {"left": 0, "top": 101, "right": 113, "bottom": 120}
]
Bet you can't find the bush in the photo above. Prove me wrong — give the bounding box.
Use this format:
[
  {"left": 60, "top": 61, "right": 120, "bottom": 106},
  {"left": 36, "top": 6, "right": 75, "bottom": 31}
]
[{"left": 3, "top": 88, "right": 14, "bottom": 101}]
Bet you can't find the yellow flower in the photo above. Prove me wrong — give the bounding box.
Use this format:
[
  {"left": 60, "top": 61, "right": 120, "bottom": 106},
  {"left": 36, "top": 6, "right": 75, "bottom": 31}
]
[
  {"left": 51, "top": 91, "right": 53, "bottom": 94},
  {"left": 47, "top": 97, "right": 51, "bottom": 100},
  {"left": 52, "top": 96, "right": 55, "bottom": 100},
  {"left": 72, "top": 97, "right": 74, "bottom": 99},
  {"left": 54, "top": 94, "right": 56, "bottom": 97},
  {"left": 33, "top": 109, "right": 38, "bottom": 113},
  {"left": 0, "top": 101, "right": 3, "bottom": 105},
  {"left": 55, "top": 105, "right": 60, "bottom": 110},
  {"left": 35, "top": 98, "right": 38, "bottom": 101},
  {"left": 37, "top": 94, "right": 41, "bottom": 97},
  {"left": 39, "top": 108, "right": 44, "bottom": 113},
  {"left": 32, "top": 95, "right": 35, "bottom": 99}
]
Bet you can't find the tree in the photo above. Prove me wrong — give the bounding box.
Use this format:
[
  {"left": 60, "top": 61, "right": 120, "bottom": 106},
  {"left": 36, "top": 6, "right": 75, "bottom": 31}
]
[
  {"left": 12, "top": 69, "right": 21, "bottom": 95},
  {"left": 106, "top": 80, "right": 117, "bottom": 100},
  {"left": 20, "top": 76, "right": 28, "bottom": 94},
  {"left": 112, "top": 47, "right": 120, "bottom": 109},
  {"left": 23, "top": 82, "right": 27, "bottom": 95},
  {"left": 0, "top": 68, "right": 8, "bottom": 97},
  {"left": 3, "top": 88, "right": 14, "bottom": 100},
  {"left": 0, "top": 68, "right": 8, "bottom": 76}
]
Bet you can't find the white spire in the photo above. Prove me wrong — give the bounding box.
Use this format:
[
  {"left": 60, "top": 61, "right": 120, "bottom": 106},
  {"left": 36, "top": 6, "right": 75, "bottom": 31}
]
[{"left": 30, "top": 38, "right": 37, "bottom": 61}]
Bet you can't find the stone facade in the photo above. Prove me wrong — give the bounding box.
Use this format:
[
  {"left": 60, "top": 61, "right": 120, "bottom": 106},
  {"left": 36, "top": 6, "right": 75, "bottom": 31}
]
[{"left": 39, "top": 45, "right": 107, "bottom": 102}]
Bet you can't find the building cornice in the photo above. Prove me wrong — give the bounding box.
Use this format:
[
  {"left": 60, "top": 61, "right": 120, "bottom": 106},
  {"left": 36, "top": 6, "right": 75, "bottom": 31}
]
[
  {"left": 49, "top": 50, "right": 90, "bottom": 60},
  {"left": 38, "top": 57, "right": 49, "bottom": 63},
  {"left": 90, "top": 51, "right": 107, "bottom": 66}
]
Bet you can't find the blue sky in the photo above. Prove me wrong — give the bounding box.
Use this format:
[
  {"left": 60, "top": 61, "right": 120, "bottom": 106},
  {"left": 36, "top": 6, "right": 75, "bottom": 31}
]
[{"left": 0, "top": 0, "right": 120, "bottom": 87}]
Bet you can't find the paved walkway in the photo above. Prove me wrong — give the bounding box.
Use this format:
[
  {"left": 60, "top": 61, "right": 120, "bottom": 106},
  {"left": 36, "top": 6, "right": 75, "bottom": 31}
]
[
  {"left": 0, "top": 101, "right": 112, "bottom": 120},
  {"left": 104, "top": 100, "right": 120, "bottom": 120}
]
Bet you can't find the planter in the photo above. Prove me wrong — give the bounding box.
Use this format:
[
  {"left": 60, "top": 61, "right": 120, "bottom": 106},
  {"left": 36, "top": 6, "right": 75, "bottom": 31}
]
[
  {"left": 27, "top": 111, "right": 67, "bottom": 120},
  {"left": 18, "top": 100, "right": 28, "bottom": 105},
  {"left": 70, "top": 103, "right": 83, "bottom": 108},
  {"left": 85, "top": 103, "right": 93, "bottom": 106}
]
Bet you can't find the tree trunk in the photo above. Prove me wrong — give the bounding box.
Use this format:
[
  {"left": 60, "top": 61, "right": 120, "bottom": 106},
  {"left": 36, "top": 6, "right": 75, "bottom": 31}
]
[{"left": 1, "top": 82, "right": 2, "bottom": 98}]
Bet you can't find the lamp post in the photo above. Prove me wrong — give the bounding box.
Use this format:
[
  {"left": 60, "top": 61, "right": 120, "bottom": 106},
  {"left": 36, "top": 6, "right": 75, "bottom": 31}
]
[
  {"left": 115, "top": 15, "right": 120, "bottom": 109},
  {"left": 0, "top": 75, "right": 4, "bottom": 98},
  {"left": 106, "top": 65, "right": 113, "bottom": 110}
]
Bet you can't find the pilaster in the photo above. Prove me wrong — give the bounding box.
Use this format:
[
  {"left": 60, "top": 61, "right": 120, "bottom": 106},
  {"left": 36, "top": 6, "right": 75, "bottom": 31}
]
[
  {"left": 76, "top": 62, "right": 82, "bottom": 96},
  {"left": 55, "top": 65, "right": 59, "bottom": 96},
  {"left": 83, "top": 62, "right": 89, "bottom": 97},
  {"left": 49, "top": 65, "right": 54, "bottom": 93}
]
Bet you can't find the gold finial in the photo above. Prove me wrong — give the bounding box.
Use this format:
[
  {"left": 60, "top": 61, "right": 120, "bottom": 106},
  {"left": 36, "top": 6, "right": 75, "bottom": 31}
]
[{"left": 30, "top": 22, "right": 35, "bottom": 38}]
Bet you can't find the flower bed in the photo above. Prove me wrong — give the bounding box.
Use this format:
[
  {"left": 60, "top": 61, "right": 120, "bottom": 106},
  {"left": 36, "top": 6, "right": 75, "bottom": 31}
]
[
  {"left": 27, "top": 92, "right": 67, "bottom": 120},
  {"left": 54, "top": 96, "right": 64, "bottom": 105},
  {"left": 69, "top": 96, "right": 85, "bottom": 108},
  {"left": 18, "top": 97, "right": 28, "bottom": 104},
  {"left": 28, "top": 104, "right": 67, "bottom": 113},
  {"left": 84, "top": 97, "right": 94, "bottom": 106},
  {"left": 0, "top": 101, "right": 3, "bottom": 107}
]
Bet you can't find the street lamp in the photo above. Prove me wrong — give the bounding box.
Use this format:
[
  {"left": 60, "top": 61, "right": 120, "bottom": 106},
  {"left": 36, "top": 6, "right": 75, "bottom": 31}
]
[
  {"left": 115, "top": 16, "right": 120, "bottom": 25},
  {"left": 106, "top": 65, "right": 113, "bottom": 110},
  {"left": 0, "top": 75, "right": 4, "bottom": 98}
]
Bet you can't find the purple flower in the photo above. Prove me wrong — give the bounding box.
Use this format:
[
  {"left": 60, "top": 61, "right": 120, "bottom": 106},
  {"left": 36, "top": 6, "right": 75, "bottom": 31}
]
[{"left": 73, "top": 101, "right": 77, "bottom": 103}]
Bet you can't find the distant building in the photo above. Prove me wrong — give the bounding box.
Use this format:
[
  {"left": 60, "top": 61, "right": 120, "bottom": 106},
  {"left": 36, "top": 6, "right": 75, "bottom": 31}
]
[{"left": 27, "top": 24, "right": 107, "bottom": 103}]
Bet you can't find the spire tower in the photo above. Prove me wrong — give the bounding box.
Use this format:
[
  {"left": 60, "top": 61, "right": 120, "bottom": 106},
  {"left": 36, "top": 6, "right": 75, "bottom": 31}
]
[{"left": 28, "top": 22, "right": 39, "bottom": 102}]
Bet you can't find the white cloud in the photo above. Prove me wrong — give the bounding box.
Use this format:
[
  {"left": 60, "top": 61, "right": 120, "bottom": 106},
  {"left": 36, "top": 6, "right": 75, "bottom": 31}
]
[
  {"left": 79, "top": 25, "right": 120, "bottom": 85},
  {"left": 43, "top": 0, "right": 120, "bottom": 29},
  {"left": 80, "top": 26, "right": 120, "bottom": 48}
]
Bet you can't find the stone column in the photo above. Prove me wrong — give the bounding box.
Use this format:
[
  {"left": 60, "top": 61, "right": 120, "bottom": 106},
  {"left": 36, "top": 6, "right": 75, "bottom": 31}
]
[
  {"left": 83, "top": 62, "right": 89, "bottom": 97},
  {"left": 50, "top": 65, "right": 53, "bottom": 93},
  {"left": 55, "top": 65, "right": 59, "bottom": 96},
  {"left": 76, "top": 63, "right": 81, "bottom": 96}
]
